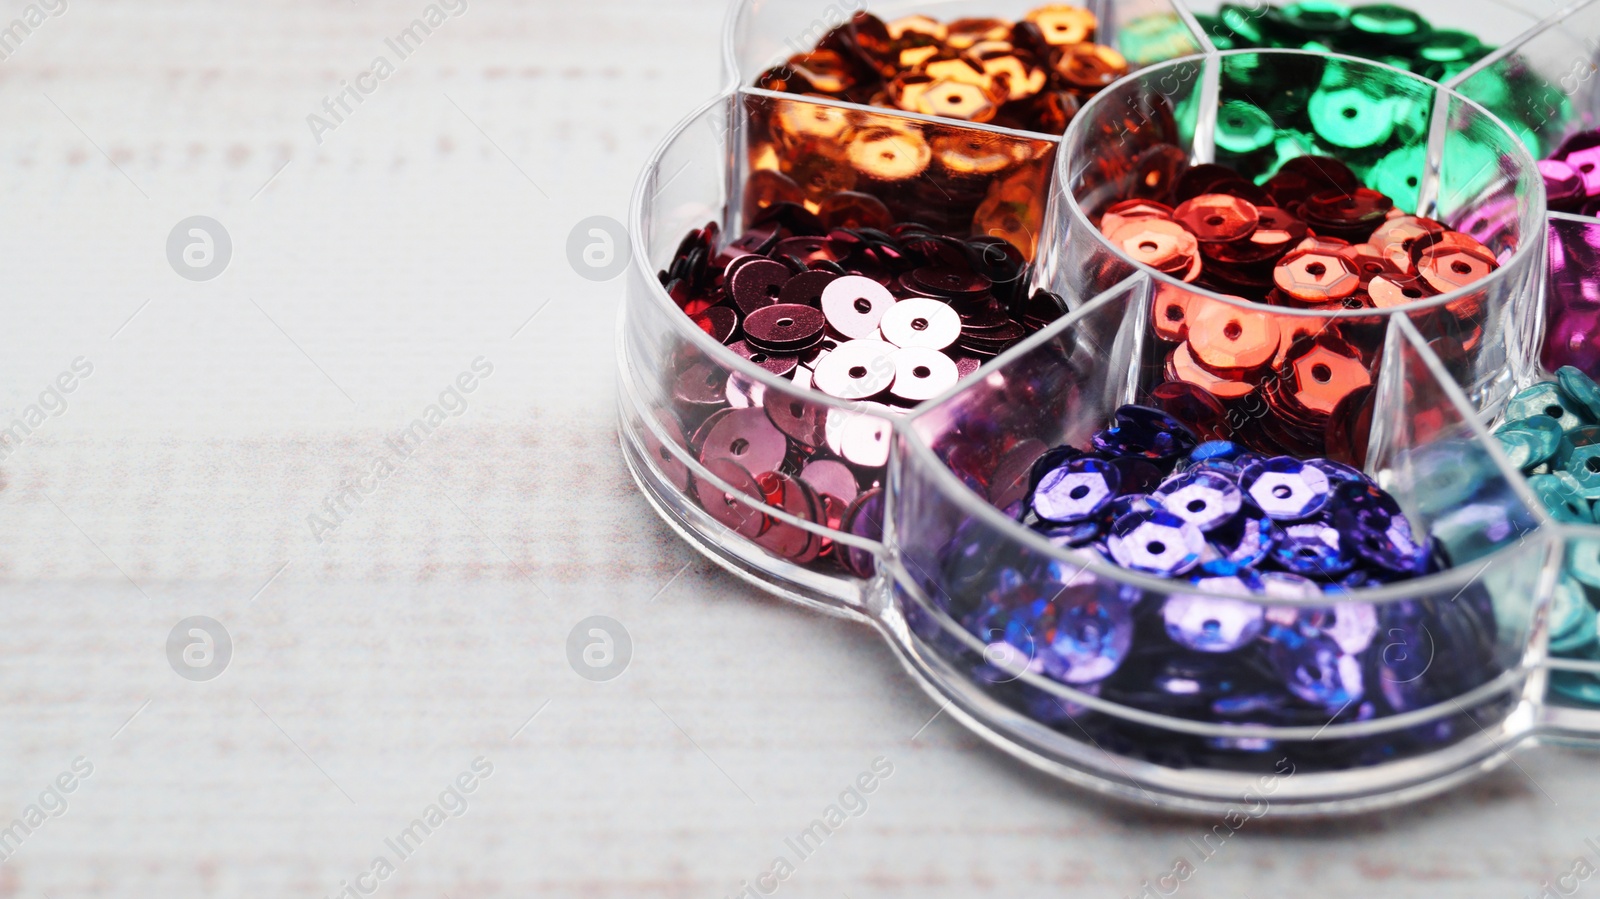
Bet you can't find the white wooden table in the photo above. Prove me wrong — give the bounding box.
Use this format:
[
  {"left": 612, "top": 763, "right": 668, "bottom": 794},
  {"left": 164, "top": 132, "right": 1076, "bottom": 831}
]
[{"left": 0, "top": 1, "right": 1591, "bottom": 896}]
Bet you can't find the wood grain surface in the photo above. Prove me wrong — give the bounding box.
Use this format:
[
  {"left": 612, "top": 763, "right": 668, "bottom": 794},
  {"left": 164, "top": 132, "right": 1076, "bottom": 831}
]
[{"left": 0, "top": 0, "right": 1589, "bottom": 896}]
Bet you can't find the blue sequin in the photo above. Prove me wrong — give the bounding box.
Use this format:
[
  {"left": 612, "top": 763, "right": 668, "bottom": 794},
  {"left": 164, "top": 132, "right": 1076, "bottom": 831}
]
[
  {"left": 1155, "top": 471, "right": 1244, "bottom": 532},
  {"left": 1199, "top": 515, "right": 1278, "bottom": 576},
  {"left": 1335, "top": 482, "right": 1428, "bottom": 574},
  {"left": 1107, "top": 509, "right": 1206, "bottom": 576},
  {"left": 1308, "top": 458, "right": 1366, "bottom": 486},
  {"left": 1190, "top": 440, "right": 1246, "bottom": 462},
  {"left": 1033, "top": 457, "right": 1119, "bottom": 524},
  {"left": 969, "top": 580, "right": 1133, "bottom": 685},
  {"left": 1268, "top": 632, "right": 1364, "bottom": 708},
  {"left": 1162, "top": 585, "right": 1265, "bottom": 652},
  {"left": 1092, "top": 405, "right": 1199, "bottom": 460},
  {"left": 1271, "top": 522, "right": 1356, "bottom": 576},
  {"left": 1240, "top": 456, "right": 1333, "bottom": 520}
]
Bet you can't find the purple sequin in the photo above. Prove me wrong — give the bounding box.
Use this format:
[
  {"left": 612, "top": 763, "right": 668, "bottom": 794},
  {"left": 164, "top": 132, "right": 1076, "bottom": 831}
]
[
  {"left": 1163, "top": 587, "right": 1265, "bottom": 653},
  {"left": 1108, "top": 509, "right": 1206, "bottom": 576},
  {"left": 1155, "top": 471, "right": 1244, "bottom": 532},
  {"left": 1033, "top": 458, "right": 1119, "bottom": 524},
  {"left": 1543, "top": 216, "right": 1600, "bottom": 377},
  {"left": 1240, "top": 456, "right": 1332, "bottom": 520},
  {"left": 1271, "top": 522, "right": 1356, "bottom": 576}
]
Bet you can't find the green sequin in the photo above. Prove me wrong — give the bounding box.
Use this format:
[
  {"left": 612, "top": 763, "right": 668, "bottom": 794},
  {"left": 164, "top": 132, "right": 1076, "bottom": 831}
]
[
  {"left": 1259, "top": 132, "right": 1319, "bottom": 182},
  {"left": 1200, "top": 10, "right": 1251, "bottom": 49},
  {"left": 1349, "top": 4, "right": 1426, "bottom": 37},
  {"left": 1281, "top": 0, "right": 1351, "bottom": 31},
  {"left": 1200, "top": 2, "right": 1493, "bottom": 78},
  {"left": 1370, "top": 144, "right": 1425, "bottom": 210},
  {"left": 1418, "top": 29, "right": 1482, "bottom": 63},
  {"left": 1119, "top": 14, "right": 1203, "bottom": 65},
  {"left": 1438, "top": 137, "right": 1503, "bottom": 215},
  {"left": 1390, "top": 94, "right": 1431, "bottom": 143},
  {"left": 1461, "top": 69, "right": 1511, "bottom": 108},
  {"left": 1219, "top": 5, "right": 1265, "bottom": 42},
  {"left": 1215, "top": 100, "right": 1276, "bottom": 155}
]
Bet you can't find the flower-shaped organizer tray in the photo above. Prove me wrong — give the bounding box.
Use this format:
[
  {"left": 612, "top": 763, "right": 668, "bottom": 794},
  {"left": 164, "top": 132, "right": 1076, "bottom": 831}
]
[{"left": 617, "top": 0, "right": 1600, "bottom": 811}]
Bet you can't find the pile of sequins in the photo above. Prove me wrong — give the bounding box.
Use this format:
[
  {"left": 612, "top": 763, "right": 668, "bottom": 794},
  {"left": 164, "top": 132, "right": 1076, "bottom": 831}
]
[
  {"left": 927, "top": 406, "right": 1504, "bottom": 735},
  {"left": 1019, "top": 406, "right": 1437, "bottom": 588},
  {"left": 1495, "top": 367, "right": 1600, "bottom": 705},
  {"left": 742, "top": 90, "right": 1057, "bottom": 255},
  {"left": 1542, "top": 216, "right": 1600, "bottom": 379},
  {"left": 755, "top": 6, "right": 1188, "bottom": 134},
  {"left": 1146, "top": 282, "right": 1378, "bottom": 460},
  {"left": 1549, "top": 568, "right": 1600, "bottom": 706},
  {"left": 1194, "top": 1, "right": 1492, "bottom": 81},
  {"left": 1097, "top": 155, "right": 1500, "bottom": 308},
  {"left": 651, "top": 204, "right": 1065, "bottom": 575},
  {"left": 1093, "top": 155, "right": 1498, "bottom": 458},
  {"left": 1496, "top": 368, "right": 1600, "bottom": 525},
  {"left": 1542, "top": 130, "right": 1600, "bottom": 217},
  {"left": 640, "top": 391, "right": 890, "bottom": 578},
  {"left": 662, "top": 207, "right": 1058, "bottom": 402}
]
